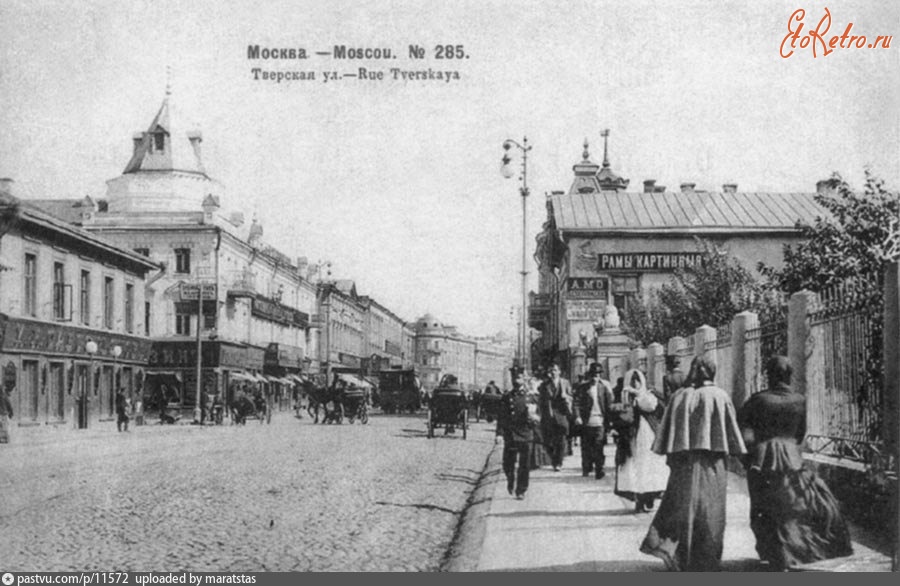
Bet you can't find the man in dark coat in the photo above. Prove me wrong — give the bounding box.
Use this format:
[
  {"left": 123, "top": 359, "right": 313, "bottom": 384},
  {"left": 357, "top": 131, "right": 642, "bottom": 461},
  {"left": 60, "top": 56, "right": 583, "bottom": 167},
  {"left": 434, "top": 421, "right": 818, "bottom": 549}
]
[
  {"left": 573, "top": 362, "right": 614, "bottom": 479},
  {"left": 663, "top": 356, "right": 687, "bottom": 402},
  {"left": 496, "top": 367, "right": 539, "bottom": 499},
  {"left": 538, "top": 362, "right": 573, "bottom": 471},
  {"left": 115, "top": 387, "right": 130, "bottom": 432}
]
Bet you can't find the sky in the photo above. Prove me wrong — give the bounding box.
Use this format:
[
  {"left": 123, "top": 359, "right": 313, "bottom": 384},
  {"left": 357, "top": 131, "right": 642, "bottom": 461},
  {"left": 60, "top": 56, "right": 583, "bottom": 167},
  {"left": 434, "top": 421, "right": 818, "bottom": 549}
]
[{"left": 1, "top": 0, "right": 898, "bottom": 337}]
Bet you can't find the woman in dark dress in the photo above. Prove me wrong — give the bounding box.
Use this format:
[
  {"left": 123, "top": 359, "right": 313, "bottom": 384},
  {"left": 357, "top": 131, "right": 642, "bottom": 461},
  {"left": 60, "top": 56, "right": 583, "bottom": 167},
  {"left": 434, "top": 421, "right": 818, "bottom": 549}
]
[{"left": 737, "top": 356, "right": 853, "bottom": 570}]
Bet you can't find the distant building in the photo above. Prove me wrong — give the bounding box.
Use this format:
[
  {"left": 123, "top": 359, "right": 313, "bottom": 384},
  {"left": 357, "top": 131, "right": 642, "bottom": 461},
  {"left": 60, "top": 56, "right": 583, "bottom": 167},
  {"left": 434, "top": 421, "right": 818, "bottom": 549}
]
[
  {"left": 531, "top": 134, "right": 829, "bottom": 381},
  {"left": 0, "top": 182, "right": 157, "bottom": 431},
  {"left": 28, "top": 90, "right": 319, "bottom": 412}
]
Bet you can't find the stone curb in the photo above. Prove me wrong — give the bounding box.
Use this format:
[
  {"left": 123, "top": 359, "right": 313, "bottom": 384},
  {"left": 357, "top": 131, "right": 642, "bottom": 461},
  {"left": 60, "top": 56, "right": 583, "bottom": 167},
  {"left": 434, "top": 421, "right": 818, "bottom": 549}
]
[{"left": 440, "top": 440, "right": 503, "bottom": 572}]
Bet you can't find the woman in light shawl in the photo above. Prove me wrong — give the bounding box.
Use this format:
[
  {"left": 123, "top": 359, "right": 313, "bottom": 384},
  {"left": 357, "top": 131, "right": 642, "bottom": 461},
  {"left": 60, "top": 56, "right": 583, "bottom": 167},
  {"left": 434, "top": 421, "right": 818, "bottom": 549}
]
[
  {"left": 613, "top": 369, "right": 669, "bottom": 513},
  {"left": 737, "top": 356, "right": 852, "bottom": 570},
  {"left": 640, "top": 355, "right": 746, "bottom": 571}
]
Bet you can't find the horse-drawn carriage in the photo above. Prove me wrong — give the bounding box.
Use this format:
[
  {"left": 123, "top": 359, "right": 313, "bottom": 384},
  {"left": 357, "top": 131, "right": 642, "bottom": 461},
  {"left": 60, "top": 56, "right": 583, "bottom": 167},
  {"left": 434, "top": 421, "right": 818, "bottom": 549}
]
[
  {"left": 304, "top": 374, "right": 370, "bottom": 425},
  {"left": 230, "top": 389, "right": 270, "bottom": 425},
  {"left": 426, "top": 374, "right": 469, "bottom": 439}
]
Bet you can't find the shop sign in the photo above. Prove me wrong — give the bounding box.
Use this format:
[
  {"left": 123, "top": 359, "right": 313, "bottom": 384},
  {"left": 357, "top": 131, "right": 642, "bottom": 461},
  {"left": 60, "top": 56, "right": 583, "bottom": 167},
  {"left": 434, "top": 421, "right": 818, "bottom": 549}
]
[
  {"left": 251, "top": 296, "right": 309, "bottom": 328},
  {"left": 0, "top": 317, "right": 151, "bottom": 361},
  {"left": 338, "top": 353, "right": 361, "bottom": 368},
  {"left": 565, "top": 299, "right": 607, "bottom": 321},
  {"left": 566, "top": 278, "right": 608, "bottom": 299},
  {"left": 597, "top": 252, "right": 705, "bottom": 272},
  {"left": 265, "top": 343, "right": 304, "bottom": 368},
  {"left": 149, "top": 341, "right": 221, "bottom": 368},
  {"left": 180, "top": 282, "right": 217, "bottom": 301}
]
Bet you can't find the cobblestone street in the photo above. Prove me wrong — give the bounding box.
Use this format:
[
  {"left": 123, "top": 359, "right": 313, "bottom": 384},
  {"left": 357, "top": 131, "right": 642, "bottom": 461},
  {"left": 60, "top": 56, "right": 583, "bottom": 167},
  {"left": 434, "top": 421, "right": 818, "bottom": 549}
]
[{"left": 0, "top": 412, "right": 495, "bottom": 571}]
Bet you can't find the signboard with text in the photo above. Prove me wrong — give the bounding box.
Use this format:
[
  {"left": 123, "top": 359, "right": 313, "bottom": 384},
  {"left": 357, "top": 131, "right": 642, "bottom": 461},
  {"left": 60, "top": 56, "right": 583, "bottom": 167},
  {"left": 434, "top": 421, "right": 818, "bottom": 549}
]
[
  {"left": 597, "top": 252, "right": 705, "bottom": 272},
  {"left": 180, "top": 282, "right": 217, "bottom": 301},
  {"left": 566, "top": 277, "right": 608, "bottom": 299},
  {"left": 565, "top": 299, "right": 607, "bottom": 321}
]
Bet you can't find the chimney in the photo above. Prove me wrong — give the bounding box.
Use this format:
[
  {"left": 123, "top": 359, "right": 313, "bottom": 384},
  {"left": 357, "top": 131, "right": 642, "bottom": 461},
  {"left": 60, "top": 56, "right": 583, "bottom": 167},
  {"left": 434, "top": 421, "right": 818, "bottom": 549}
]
[
  {"left": 680, "top": 182, "right": 696, "bottom": 193},
  {"left": 643, "top": 179, "right": 656, "bottom": 193},
  {"left": 816, "top": 178, "right": 838, "bottom": 195},
  {"left": 187, "top": 130, "right": 203, "bottom": 159},
  {"left": 132, "top": 132, "right": 143, "bottom": 155},
  {"left": 0, "top": 177, "right": 13, "bottom": 196},
  {"left": 653, "top": 185, "right": 666, "bottom": 193},
  {"left": 722, "top": 183, "right": 738, "bottom": 193}
]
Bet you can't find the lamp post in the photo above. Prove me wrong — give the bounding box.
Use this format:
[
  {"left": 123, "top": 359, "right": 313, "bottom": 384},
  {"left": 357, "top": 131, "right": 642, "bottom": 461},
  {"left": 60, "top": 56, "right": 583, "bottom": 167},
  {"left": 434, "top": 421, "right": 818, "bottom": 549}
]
[
  {"left": 501, "top": 136, "right": 532, "bottom": 374},
  {"left": 83, "top": 339, "right": 98, "bottom": 429}
]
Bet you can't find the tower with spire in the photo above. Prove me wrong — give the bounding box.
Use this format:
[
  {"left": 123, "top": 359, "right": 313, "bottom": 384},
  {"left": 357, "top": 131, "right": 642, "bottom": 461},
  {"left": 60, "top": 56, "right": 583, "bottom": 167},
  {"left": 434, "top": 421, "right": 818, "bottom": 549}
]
[
  {"left": 105, "top": 84, "right": 224, "bottom": 213},
  {"left": 567, "top": 130, "right": 629, "bottom": 195}
]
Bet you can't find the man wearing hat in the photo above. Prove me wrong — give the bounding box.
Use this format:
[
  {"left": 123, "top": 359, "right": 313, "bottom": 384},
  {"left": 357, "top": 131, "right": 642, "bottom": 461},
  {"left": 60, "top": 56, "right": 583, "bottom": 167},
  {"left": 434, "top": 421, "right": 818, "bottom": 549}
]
[
  {"left": 573, "top": 362, "right": 614, "bottom": 479},
  {"left": 538, "top": 362, "right": 574, "bottom": 471},
  {"left": 496, "top": 366, "right": 539, "bottom": 499}
]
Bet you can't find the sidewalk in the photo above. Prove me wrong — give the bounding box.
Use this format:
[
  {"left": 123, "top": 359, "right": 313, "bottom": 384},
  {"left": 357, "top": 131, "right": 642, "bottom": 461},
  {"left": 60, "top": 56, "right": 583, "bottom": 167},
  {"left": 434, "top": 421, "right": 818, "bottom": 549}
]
[{"left": 466, "top": 443, "right": 892, "bottom": 572}]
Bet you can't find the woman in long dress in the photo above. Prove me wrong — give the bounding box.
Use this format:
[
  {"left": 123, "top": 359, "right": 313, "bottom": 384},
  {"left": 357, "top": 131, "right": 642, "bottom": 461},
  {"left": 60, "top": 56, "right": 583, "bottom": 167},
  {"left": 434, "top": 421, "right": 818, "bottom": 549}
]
[
  {"left": 614, "top": 369, "right": 669, "bottom": 513},
  {"left": 737, "top": 356, "right": 852, "bottom": 570},
  {"left": 640, "top": 355, "right": 746, "bottom": 571}
]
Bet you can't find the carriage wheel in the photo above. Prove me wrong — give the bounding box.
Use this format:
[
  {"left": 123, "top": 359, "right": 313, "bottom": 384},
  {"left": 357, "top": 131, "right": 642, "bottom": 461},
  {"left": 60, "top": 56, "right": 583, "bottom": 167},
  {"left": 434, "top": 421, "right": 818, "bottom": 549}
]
[
  {"left": 426, "top": 409, "right": 434, "bottom": 438},
  {"left": 462, "top": 409, "right": 468, "bottom": 440}
]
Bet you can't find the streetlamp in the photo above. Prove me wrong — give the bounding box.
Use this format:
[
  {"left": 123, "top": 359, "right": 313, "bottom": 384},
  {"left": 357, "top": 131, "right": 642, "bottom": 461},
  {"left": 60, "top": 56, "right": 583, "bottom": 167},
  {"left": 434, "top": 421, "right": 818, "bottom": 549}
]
[
  {"left": 83, "top": 339, "right": 98, "bottom": 429},
  {"left": 111, "top": 345, "right": 122, "bottom": 399},
  {"left": 501, "top": 136, "right": 532, "bottom": 374}
]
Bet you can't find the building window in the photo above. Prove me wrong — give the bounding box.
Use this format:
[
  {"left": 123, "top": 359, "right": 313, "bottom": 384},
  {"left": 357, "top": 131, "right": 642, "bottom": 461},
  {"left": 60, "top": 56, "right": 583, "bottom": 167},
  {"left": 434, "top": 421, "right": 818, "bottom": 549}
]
[
  {"left": 174, "top": 248, "right": 191, "bottom": 274},
  {"left": 24, "top": 253, "right": 36, "bottom": 316},
  {"left": 145, "top": 302, "right": 151, "bottom": 336},
  {"left": 133, "top": 247, "right": 149, "bottom": 257},
  {"left": 611, "top": 275, "right": 639, "bottom": 321},
  {"left": 53, "top": 262, "right": 66, "bottom": 320},
  {"left": 176, "top": 312, "right": 192, "bottom": 335},
  {"left": 103, "top": 276, "right": 114, "bottom": 329},
  {"left": 125, "top": 283, "right": 134, "bottom": 333},
  {"left": 80, "top": 270, "right": 91, "bottom": 325}
]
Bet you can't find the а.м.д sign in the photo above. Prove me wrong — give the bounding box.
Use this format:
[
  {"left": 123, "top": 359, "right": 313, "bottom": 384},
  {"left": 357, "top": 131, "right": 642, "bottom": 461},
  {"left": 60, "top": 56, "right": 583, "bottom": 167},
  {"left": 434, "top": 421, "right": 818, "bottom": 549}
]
[{"left": 567, "top": 278, "right": 608, "bottom": 299}]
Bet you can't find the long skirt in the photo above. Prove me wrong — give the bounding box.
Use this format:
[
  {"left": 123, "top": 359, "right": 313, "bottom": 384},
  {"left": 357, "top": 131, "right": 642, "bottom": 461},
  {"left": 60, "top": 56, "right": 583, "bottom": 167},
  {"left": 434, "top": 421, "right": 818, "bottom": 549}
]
[
  {"left": 615, "top": 417, "right": 668, "bottom": 500},
  {"left": 747, "top": 466, "right": 853, "bottom": 569},
  {"left": 530, "top": 427, "right": 552, "bottom": 469},
  {"left": 640, "top": 451, "right": 728, "bottom": 571}
]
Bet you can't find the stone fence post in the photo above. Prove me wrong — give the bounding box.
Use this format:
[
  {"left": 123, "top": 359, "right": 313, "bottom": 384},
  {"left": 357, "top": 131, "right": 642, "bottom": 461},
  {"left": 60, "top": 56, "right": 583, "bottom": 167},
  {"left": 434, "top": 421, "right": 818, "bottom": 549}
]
[
  {"left": 788, "top": 290, "right": 820, "bottom": 397},
  {"left": 646, "top": 342, "right": 665, "bottom": 393},
  {"left": 695, "top": 324, "right": 717, "bottom": 371},
  {"left": 731, "top": 311, "right": 758, "bottom": 407}
]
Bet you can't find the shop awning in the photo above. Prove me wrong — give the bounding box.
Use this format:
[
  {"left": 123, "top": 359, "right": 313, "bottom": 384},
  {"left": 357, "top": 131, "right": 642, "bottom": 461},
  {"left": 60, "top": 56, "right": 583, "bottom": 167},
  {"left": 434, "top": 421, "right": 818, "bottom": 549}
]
[
  {"left": 338, "top": 373, "right": 372, "bottom": 389},
  {"left": 230, "top": 372, "right": 256, "bottom": 382}
]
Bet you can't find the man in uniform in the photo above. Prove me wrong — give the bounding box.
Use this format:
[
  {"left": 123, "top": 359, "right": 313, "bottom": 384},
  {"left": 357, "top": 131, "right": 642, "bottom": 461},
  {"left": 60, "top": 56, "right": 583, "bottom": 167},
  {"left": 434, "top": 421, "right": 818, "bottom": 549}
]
[
  {"left": 495, "top": 366, "right": 539, "bottom": 499},
  {"left": 573, "top": 362, "right": 614, "bottom": 479},
  {"left": 538, "top": 362, "right": 573, "bottom": 471}
]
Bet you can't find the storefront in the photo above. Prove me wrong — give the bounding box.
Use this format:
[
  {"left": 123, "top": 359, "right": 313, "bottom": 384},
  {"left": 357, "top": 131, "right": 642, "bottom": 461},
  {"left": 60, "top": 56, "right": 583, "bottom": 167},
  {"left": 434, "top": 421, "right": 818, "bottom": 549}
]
[
  {"left": 264, "top": 342, "right": 304, "bottom": 409},
  {"left": 0, "top": 314, "right": 151, "bottom": 429},
  {"left": 146, "top": 340, "right": 265, "bottom": 412}
]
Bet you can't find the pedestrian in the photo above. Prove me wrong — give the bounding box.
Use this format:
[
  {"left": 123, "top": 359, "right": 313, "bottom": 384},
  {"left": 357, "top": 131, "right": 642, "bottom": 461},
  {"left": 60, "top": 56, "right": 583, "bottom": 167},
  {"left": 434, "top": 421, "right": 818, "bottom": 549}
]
[
  {"left": 496, "top": 366, "right": 540, "bottom": 499},
  {"left": 662, "top": 355, "right": 687, "bottom": 402},
  {"left": 115, "top": 387, "right": 130, "bottom": 432},
  {"left": 133, "top": 390, "right": 144, "bottom": 426},
  {"left": 526, "top": 376, "right": 551, "bottom": 470},
  {"left": 538, "top": 362, "right": 573, "bottom": 471},
  {"left": 612, "top": 369, "right": 668, "bottom": 513},
  {"left": 573, "top": 362, "right": 614, "bottom": 479},
  {"left": 737, "top": 356, "right": 852, "bottom": 570},
  {"left": 0, "top": 386, "right": 13, "bottom": 443},
  {"left": 640, "top": 355, "right": 746, "bottom": 571}
]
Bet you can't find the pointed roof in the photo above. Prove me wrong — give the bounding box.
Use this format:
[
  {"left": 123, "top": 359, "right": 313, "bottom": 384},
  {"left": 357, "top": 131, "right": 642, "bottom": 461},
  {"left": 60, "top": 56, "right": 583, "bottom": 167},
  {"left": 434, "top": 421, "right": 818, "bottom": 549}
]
[{"left": 123, "top": 88, "right": 207, "bottom": 176}]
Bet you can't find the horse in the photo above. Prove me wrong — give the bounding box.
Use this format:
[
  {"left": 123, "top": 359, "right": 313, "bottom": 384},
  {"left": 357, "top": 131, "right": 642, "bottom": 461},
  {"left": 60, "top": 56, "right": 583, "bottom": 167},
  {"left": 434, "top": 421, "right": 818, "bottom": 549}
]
[{"left": 302, "top": 381, "right": 343, "bottom": 424}]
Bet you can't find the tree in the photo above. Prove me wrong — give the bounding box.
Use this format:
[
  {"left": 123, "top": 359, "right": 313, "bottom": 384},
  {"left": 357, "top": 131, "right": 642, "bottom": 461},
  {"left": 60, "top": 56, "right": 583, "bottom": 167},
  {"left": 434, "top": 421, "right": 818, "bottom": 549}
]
[
  {"left": 759, "top": 170, "right": 900, "bottom": 294},
  {"left": 624, "top": 239, "right": 769, "bottom": 345}
]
